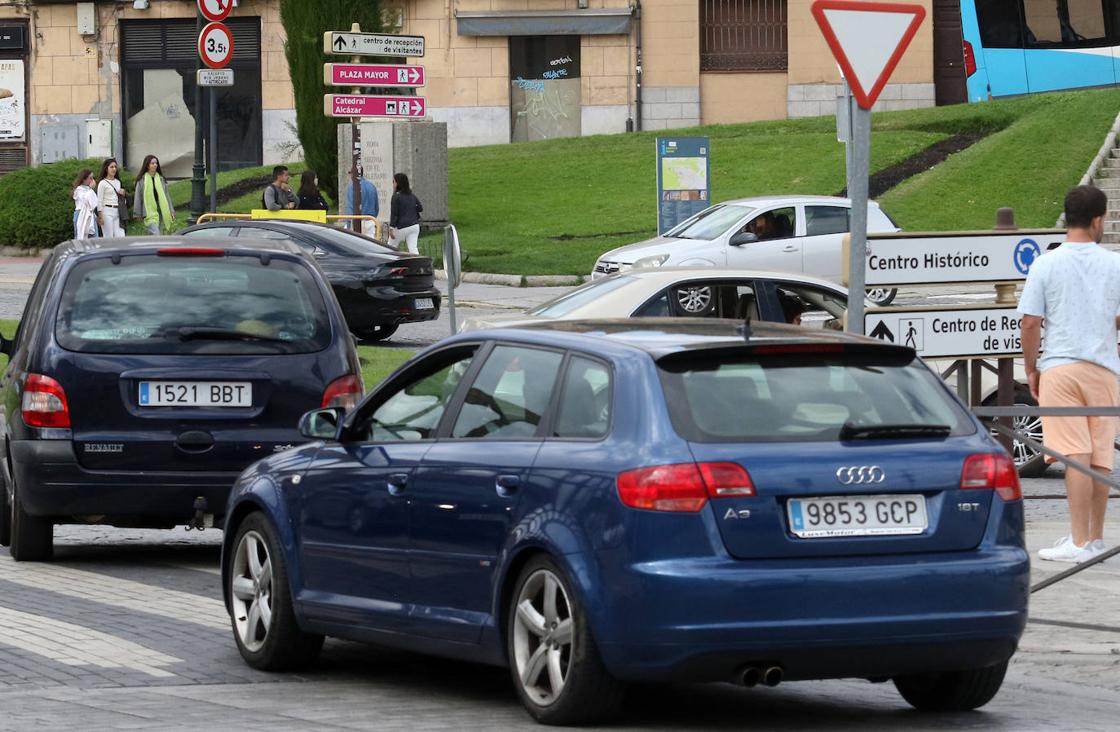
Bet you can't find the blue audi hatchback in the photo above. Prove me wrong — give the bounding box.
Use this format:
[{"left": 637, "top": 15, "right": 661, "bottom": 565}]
[
  {"left": 0, "top": 238, "right": 362, "bottom": 561},
  {"left": 220, "top": 319, "right": 1028, "bottom": 725}
]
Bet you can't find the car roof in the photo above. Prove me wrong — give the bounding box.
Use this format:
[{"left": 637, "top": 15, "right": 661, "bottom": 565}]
[
  {"left": 608, "top": 267, "right": 846, "bottom": 291},
  {"left": 191, "top": 219, "right": 368, "bottom": 237},
  {"left": 711, "top": 195, "right": 880, "bottom": 208},
  {"left": 459, "top": 318, "right": 911, "bottom": 360},
  {"left": 54, "top": 235, "right": 305, "bottom": 257}
]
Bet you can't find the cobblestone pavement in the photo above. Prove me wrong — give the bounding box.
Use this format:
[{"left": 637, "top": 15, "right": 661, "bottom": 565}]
[{"left": 0, "top": 479, "right": 1116, "bottom": 730}]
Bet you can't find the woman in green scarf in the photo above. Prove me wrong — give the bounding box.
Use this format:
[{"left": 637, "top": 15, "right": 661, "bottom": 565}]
[{"left": 133, "top": 155, "right": 176, "bottom": 234}]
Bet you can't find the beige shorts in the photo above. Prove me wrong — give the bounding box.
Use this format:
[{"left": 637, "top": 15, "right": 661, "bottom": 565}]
[{"left": 1039, "top": 362, "right": 1120, "bottom": 468}]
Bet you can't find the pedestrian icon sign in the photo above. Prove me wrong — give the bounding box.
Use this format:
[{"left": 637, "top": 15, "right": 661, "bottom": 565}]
[{"left": 900, "top": 318, "right": 924, "bottom": 351}]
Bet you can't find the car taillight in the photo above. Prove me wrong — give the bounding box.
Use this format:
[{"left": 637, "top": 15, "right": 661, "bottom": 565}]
[
  {"left": 22, "top": 374, "right": 71, "bottom": 428},
  {"left": 617, "top": 462, "right": 754, "bottom": 512},
  {"left": 157, "top": 247, "right": 224, "bottom": 257},
  {"left": 963, "top": 40, "right": 977, "bottom": 77},
  {"left": 386, "top": 267, "right": 409, "bottom": 276},
  {"left": 960, "top": 453, "right": 1021, "bottom": 501},
  {"left": 322, "top": 374, "right": 364, "bottom": 410}
]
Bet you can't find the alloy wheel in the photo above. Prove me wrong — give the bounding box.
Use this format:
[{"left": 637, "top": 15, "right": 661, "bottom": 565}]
[
  {"left": 991, "top": 404, "right": 1044, "bottom": 467},
  {"left": 512, "top": 568, "right": 574, "bottom": 706},
  {"left": 676, "top": 286, "right": 712, "bottom": 314},
  {"left": 231, "top": 530, "right": 274, "bottom": 653},
  {"left": 867, "top": 288, "right": 896, "bottom": 306}
]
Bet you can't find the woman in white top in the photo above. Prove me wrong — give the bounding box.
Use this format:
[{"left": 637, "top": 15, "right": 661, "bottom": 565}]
[
  {"left": 96, "top": 158, "right": 128, "bottom": 237},
  {"left": 72, "top": 168, "right": 100, "bottom": 241}
]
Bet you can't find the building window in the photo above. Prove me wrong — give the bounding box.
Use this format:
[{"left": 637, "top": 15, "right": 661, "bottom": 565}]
[
  {"left": 121, "top": 18, "right": 262, "bottom": 177},
  {"left": 700, "top": 0, "right": 787, "bottom": 72},
  {"left": 509, "top": 36, "right": 581, "bottom": 142}
]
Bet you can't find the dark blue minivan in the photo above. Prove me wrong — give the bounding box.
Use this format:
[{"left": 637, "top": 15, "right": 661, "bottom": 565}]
[{"left": 0, "top": 238, "right": 362, "bottom": 561}]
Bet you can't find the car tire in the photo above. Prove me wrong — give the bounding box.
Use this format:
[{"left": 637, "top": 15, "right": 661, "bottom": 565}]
[
  {"left": 507, "top": 556, "right": 626, "bottom": 725},
  {"left": 893, "top": 659, "right": 1009, "bottom": 711},
  {"left": 228, "top": 512, "right": 323, "bottom": 671},
  {"left": 0, "top": 473, "right": 11, "bottom": 548},
  {"left": 983, "top": 388, "right": 1047, "bottom": 479},
  {"left": 9, "top": 480, "right": 53, "bottom": 562},
  {"left": 867, "top": 288, "right": 898, "bottom": 307},
  {"left": 353, "top": 324, "right": 399, "bottom": 342}
]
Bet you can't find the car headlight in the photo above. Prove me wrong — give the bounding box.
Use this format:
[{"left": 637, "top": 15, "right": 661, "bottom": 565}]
[{"left": 632, "top": 254, "right": 670, "bottom": 270}]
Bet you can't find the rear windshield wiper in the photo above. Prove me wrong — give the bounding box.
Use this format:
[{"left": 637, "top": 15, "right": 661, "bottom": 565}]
[
  {"left": 174, "top": 327, "right": 287, "bottom": 344},
  {"left": 839, "top": 422, "right": 952, "bottom": 440}
]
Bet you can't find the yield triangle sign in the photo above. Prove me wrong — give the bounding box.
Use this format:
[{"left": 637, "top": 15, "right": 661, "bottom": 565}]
[{"left": 811, "top": 1, "right": 926, "bottom": 110}]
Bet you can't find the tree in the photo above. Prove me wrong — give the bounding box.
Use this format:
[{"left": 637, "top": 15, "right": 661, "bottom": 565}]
[{"left": 280, "top": 0, "right": 387, "bottom": 200}]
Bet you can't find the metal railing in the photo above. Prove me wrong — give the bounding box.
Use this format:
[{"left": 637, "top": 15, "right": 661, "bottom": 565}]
[{"left": 973, "top": 405, "right": 1120, "bottom": 592}]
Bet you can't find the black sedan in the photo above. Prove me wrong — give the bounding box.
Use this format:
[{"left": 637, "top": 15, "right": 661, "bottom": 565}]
[{"left": 180, "top": 220, "right": 441, "bottom": 341}]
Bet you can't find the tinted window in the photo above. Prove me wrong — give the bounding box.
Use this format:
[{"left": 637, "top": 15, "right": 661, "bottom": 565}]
[
  {"left": 289, "top": 224, "right": 396, "bottom": 256},
  {"left": 659, "top": 350, "right": 974, "bottom": 443},
  {"left": 553, "top": 357, "right": 611, "bottom": 439},
  {"left": 1023, "top": 0, "right": 1105, "bottom": 44},
  {"left": 805, "top": 206, "right": 849, "bottom": 236},
  {"left": 667, "top": 204, "right": 752, "bottom": 240},
  {"left": 358, "top": 350, "right": 475, "bottom": 441},
  {"left": 531, "top": 276, "right": 635, "bottom": 317},
  {"left": 452, "top": 345, "right": 563, "bottom": 440},
  {"left": 976, "top": 0, "right": 1024, "bottom": 47},
  {"left": 239, "top": 227, "right": 291, "bottom": 240},
  {"left": 55, "top": 255, "right": 331, "bottom": 355}
]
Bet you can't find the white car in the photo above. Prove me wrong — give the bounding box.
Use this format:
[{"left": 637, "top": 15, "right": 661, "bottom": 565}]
[
  {"left": 463, "top": 268, "right": 1043, "bottom": 477},
  {"left": 592, "top": 195, "right": 901, "bottom": 305}
]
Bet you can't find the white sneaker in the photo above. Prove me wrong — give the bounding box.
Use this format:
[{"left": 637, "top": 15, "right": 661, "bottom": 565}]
[
  {"left": 1087, "top": 539, "right": 1108, "bottom": 560},
  {"left": 1038, "top": 535, "right": 1094, "bottom": 563}
]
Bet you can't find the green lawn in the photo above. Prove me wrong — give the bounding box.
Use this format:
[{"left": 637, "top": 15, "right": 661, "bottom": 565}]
[{"left": 1, "top": 317, "right": 414, "bottom": 394}]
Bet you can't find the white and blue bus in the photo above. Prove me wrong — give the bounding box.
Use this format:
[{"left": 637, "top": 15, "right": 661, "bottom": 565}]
[{"left": 962, "top": 1, "right": 1120, "bottom": 101}]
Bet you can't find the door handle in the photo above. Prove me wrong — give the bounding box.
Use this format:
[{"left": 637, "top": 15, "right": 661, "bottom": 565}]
[
  {"left": 495, "top": 474, "right": 520, "bottom": 498},
  {"left": 783, "top": 244, "right": 798, "bottom": 252},
  {"left": 386, "top": 472, "right": 409, "bottom": 496}
]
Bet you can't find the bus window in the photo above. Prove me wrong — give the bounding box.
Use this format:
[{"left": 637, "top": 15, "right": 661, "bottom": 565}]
[{"left": 976, "top": 0, "right": 1024, "bottom": 48}]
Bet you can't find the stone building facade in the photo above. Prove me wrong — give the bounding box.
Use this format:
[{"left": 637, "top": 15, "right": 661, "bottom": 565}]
[{"left": 0, "top": 0, "right": 935, "bottom": 174}]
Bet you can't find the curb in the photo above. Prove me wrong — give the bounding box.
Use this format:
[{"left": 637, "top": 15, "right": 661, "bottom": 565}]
[
  {"left": 0, "top": 248, "right": 49, "bottom": 258},
  {"left": 435, "top": 270, "right": 585, "bottom": 288}
]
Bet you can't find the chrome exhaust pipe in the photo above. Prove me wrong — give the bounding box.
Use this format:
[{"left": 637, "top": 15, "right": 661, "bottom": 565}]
[
  {"left": 739, "top": 666, "right": 763, "bottom": 688},
  {"left": 762, "top": 666, "right": 783, "bottom": 687}
]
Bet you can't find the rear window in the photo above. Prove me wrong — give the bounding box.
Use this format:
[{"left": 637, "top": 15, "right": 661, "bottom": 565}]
[
  {"left": 658, "top": 349, "right": 974, "bottom": 443},
  {"left": 55, "top": 254, "right": 333, "bottom": 355}
]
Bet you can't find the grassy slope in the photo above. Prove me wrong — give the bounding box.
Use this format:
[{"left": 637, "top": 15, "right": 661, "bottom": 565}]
[
  {"left": 165, "top": 162, "right": 310, "bottom": 210},
  {"left": 447, "top": 123, "right": 945, "bottom": 275},
  {"left": 879, "top": 88, "right": 1120, "bottom": 229},
  {"left": 0, "top": 319, "right": 414, "bottom": 393}
]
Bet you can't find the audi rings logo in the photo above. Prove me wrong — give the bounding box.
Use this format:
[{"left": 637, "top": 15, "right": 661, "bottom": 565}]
[{"left": 836, "top": 466, "right": 886, "bottom": 485}]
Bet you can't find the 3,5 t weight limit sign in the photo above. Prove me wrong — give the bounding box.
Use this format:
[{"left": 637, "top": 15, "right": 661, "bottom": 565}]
[{"left": 199, "top": 22, "right": 234, "bottom": 69}]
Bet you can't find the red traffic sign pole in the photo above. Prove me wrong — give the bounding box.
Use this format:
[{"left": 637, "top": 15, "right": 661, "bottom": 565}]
[
  {"left": 199, "top": 22, "right": 234, "bottom": 69},
  {"left": 198, "top": 0, "right": 233, "bottom": 23}
]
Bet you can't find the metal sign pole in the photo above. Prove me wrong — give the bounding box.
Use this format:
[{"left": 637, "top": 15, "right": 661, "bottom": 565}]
[
  {"left": 209, "top": 87, "right": 218, "bottom": 212},
  {"left": 350, "top": 23, "right": 362, "bottom": 232},
  {"left": 842, "top": 79, "right": 854, "bottom": 196},
  {"left": 845, "top": 105, "right": 871, "bottom": 334}
]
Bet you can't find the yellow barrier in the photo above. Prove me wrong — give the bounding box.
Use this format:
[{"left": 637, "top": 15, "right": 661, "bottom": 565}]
[{"left": 195, "top": 212, "right": 388, "bottom": 245}]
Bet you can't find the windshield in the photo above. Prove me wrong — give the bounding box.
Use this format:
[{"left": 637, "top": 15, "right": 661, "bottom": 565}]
[
  {"left": 665, "top": 204, "right": 752, "bottom": 240},
  {"left": 55, "top": 255, "right": 332, "bottom": 355},
  {"left": 658, "top": 350, "right": 974, "bottom": 443},
  {"left": 529, "top": 276, "right": 636, "bottom": 318}
]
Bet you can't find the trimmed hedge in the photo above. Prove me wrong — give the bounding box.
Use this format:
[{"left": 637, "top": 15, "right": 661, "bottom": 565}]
[{"left": 0, "top": 158, "right": 136, "bottom": 250}]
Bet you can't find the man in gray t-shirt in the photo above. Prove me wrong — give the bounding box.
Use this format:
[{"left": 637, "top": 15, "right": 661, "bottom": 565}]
[
  {"left": 1019, "top": 185, "right": 1120, "bottom": 563},
  {"left": 263, "top": 165, "right": 298, "bottom": 211}
]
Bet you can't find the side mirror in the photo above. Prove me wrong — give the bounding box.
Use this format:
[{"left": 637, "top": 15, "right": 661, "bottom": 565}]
[
  {"left": 0, "top": 334, "right": 11, "bottom": 357},
  {"left": 299, "top": 408, "right": 344, "bottom": 441},
  {"left": 729, "top": 232, "right": 758, "bottom": 247}
]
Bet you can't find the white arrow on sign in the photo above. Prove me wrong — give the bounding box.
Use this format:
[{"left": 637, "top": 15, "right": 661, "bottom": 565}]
[
  {"left": 411, "top": 99, "right": 422, "bottom": 115},
  {"left": 811, "top": 2, "right": 925, "bottom": 109}
]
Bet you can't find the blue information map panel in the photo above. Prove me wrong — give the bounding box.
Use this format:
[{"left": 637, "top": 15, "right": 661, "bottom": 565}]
[{"left": 656, "top": 137, "right": 710, "bottom": 235}]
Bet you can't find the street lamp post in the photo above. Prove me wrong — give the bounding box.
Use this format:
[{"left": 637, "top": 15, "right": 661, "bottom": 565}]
[{"left": 189, "top": 7, "right": 207, "bottom": 224}]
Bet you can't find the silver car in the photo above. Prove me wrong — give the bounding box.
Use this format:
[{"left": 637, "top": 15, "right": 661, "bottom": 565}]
[{"left": 592, "top": 195, "right": 900, "bottom": 304}]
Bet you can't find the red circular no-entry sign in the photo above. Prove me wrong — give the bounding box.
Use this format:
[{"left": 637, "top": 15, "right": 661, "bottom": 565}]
[
  {"left": 198, "top": 0, "right": 233, "bottom": 23},
  {"left": 199, "top": 22, "right": 234, "bottom": 69}
]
